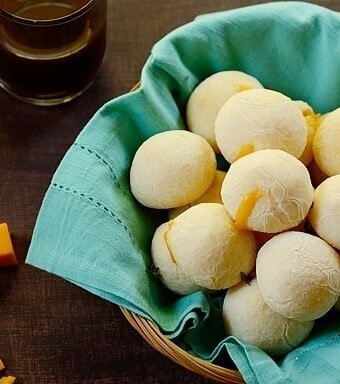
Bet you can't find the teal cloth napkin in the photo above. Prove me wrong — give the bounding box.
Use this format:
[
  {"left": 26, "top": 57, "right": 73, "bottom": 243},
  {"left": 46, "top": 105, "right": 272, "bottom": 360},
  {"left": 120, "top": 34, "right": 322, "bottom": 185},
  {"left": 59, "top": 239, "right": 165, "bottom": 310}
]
[{"left": 27, "top": 2, "right": 340, "bottom": 383}]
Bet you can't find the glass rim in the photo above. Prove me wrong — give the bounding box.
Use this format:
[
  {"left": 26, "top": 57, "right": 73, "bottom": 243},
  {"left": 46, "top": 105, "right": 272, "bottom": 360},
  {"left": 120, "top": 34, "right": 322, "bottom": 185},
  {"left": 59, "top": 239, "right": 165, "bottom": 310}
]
[{"left": 0, "top": 0, "right": 101, "bottom": 26}]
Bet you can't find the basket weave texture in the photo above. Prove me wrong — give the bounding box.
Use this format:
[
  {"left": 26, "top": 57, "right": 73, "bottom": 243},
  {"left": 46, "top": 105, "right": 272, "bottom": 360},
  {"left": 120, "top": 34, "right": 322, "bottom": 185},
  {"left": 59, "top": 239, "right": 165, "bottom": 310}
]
[{"left": 120, "top": 308, "right": 243, "bottom": 383}]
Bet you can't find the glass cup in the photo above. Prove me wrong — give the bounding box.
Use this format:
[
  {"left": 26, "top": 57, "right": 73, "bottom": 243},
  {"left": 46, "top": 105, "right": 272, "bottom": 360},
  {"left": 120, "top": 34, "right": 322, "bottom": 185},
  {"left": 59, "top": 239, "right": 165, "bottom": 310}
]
[{"left": 0, "top": 0, "right": 107, "bottom": 106}]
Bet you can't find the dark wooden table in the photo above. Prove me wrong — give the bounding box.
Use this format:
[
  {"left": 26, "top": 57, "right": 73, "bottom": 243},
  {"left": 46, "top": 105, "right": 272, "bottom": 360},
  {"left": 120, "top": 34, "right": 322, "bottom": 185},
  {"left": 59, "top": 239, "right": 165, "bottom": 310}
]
[{"left": 0, "top": 1, "right": 339, "bottom": 383}]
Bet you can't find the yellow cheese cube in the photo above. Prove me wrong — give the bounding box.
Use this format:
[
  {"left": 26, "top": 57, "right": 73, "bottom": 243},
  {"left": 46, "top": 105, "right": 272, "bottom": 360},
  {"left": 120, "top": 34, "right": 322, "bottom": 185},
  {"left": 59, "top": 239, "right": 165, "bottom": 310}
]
[
  {"left": 0, "top": 223, "right": 17, "bottom": 267},
  {"left": 0, "top": 376, "right": 16, "bottom": 384}
]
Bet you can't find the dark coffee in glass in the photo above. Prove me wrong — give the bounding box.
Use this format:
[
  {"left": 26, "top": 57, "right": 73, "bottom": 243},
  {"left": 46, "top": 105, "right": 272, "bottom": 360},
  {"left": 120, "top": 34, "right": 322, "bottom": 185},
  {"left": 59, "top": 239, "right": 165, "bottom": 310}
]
[{"left": 0, "top": 0, "right": 107, "bottom": 105}]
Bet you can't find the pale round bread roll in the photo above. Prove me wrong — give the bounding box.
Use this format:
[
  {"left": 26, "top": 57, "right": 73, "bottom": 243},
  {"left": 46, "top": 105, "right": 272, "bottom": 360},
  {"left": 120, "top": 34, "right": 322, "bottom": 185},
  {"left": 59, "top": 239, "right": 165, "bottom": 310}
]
[
  {"left": 319, "top": 112, "right": 330, "bottom": 123},
  {"left": 168, "top": 170, "right": 226, "bottom": 219},
  {"left": 223, "top": 280, "right": 314, "bottom": 356},
  {"left": 309, "top": 175, "right": 340, "bottom": 250},
  {"left": 313, "top": 108, "right": 340, "bottom": 176},
  {"left": 165, "top": 203, "right": 256, "bottom": 290},
  {"left": 215, "top": 89, "right": 307, "bottom": 163},
  {"left": 293, "top": 100, "right": 320, "bottom": 166},
  {"left": 130, "top": 130, "right": 216, "bottom": 209},
  {"left": 151, "top": 223, "right": 203, "bottom": 295},
  {"left": 257, "top": 231, "right": 340, "bottom": 321},
  {"left": 221, "top": 149, "right": 313, "bottom": 233},
  {"left": 308, "top": 160, "right": 328, "bottom": 188},
  {"left": 186, "top": 71, "right": 263, "bottom": 152}
]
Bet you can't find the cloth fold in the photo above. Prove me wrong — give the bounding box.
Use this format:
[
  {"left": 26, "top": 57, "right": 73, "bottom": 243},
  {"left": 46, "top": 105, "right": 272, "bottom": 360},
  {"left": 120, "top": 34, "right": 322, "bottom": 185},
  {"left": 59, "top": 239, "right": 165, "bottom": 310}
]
[{"left": 27, "top": 2, "right": 340, "bottom": 383}]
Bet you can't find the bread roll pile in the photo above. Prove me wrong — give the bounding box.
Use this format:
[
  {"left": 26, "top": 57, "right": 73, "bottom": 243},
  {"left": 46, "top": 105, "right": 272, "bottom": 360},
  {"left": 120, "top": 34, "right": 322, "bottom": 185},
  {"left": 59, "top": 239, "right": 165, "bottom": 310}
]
[{"left": 129, "top": 71, "right": 340, "bottom": 356}]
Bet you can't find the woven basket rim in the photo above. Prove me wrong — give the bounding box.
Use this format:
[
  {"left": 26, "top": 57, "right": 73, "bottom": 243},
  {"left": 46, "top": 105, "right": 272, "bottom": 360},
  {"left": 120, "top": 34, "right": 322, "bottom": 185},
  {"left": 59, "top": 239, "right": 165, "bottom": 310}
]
[
  {"left": 120, "top": 307, "right": 243, "bottom": 383},
  {"left": 121, "top": 82, "right": 243, "bottom": 383}
]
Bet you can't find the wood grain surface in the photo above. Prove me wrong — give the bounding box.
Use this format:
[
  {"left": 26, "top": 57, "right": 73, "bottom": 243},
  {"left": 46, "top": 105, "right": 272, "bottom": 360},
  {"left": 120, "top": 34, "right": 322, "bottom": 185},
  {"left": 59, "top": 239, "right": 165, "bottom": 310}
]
[{"left": 0, "top": 1, "right": 339, "bottom": 383}]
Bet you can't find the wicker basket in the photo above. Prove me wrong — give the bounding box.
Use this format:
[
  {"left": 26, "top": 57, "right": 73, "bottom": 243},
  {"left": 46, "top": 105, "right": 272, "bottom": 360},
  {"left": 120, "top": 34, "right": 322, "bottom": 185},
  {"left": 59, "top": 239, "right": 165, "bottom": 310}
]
[
  {"left": 120, "top": 308, "right": 243, "bottom": 383},
  {"left": 120, "top": 83, "right": 244, "bottom": 384}
]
